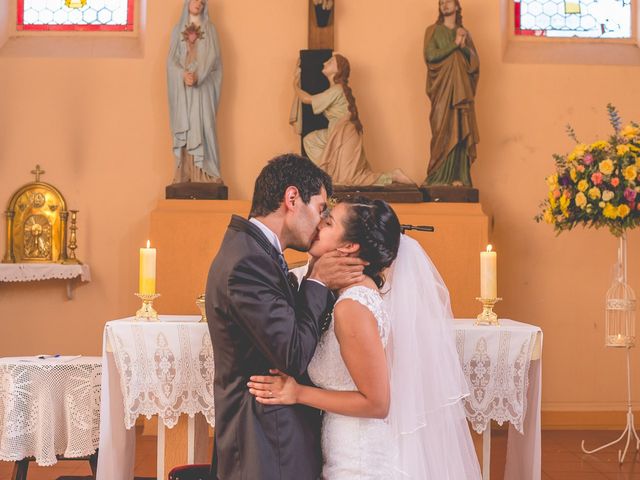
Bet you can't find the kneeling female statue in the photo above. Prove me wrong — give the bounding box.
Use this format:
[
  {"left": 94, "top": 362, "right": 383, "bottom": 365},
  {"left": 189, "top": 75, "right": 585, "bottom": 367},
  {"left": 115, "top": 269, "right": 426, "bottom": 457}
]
[{"left": 293, "top": 54, "right": 414, "bottom": 187}]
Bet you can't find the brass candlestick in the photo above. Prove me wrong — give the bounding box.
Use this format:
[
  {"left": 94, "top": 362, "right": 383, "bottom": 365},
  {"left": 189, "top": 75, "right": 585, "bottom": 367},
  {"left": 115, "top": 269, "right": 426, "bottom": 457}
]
[
  {"left": 135, "top": 293, "right": 161, "bottom": 321},
  {"left": 196, "top": 294, "right": 207, "bottom": 322},
  {"left": 64, "top": 210, "right": 81, "bottom": 264},
  {"left": 475, "top": 297, "right": 502, "bottom": 326}
]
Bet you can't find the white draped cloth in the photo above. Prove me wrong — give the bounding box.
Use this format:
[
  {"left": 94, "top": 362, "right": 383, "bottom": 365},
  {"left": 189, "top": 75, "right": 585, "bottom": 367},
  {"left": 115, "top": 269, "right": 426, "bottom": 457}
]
[
  {"left": 454, "top": 319, "right": 543, "bottom": 480},
  {"left": 0, "top": 356, "right": 101, "bottom": 466},
  {"left": 96, "top": 317, "right": 214, "bottom": 480},
  {"left": 0, "top": 263, "right": 91, "bottom": 282}
]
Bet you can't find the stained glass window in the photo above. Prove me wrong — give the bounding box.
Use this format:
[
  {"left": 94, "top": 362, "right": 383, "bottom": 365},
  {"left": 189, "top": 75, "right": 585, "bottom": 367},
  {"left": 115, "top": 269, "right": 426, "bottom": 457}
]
[
  {"left": 514, "top": 0, "right": 632, "bottom": 38},
  {"left": 17, "top": 0, "right": 134, "bottom": 31}
]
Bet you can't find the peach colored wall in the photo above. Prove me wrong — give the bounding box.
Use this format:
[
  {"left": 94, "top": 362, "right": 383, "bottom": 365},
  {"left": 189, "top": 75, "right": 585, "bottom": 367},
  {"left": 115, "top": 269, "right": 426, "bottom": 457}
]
[{"left": 1, "top": 0, "right": 640, "bottom": 414}]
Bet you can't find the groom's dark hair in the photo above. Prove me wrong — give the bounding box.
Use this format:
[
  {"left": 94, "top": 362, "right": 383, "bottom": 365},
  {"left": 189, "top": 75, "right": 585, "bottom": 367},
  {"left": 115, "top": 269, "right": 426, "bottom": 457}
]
[{"left": 250, "top": 153, "right": 333, "bottom": 217}]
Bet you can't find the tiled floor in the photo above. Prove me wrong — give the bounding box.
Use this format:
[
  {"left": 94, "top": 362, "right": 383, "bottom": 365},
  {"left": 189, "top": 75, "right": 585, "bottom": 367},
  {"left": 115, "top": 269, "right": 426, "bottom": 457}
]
[{"left": 2, "top": 429, "right": 640, "bottom": 479}]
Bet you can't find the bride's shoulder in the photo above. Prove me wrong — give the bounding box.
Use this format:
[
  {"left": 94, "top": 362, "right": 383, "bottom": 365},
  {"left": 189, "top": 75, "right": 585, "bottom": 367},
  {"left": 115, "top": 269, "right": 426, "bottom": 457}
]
[
  {"left": 338, "top": 282, "right": 381, "bottom": 301},
  {"left": 333, "top": 285, "right": 388, "bottom": 339},
  {"left": 335, "top": 285, "right": 383, "bottom": 317}
]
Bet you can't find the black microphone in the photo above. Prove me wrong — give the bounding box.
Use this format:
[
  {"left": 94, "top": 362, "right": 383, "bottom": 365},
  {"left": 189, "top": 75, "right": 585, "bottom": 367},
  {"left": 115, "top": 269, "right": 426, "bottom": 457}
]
[{"left": 400, "top": 224, "right": 435, "bottom": 233}]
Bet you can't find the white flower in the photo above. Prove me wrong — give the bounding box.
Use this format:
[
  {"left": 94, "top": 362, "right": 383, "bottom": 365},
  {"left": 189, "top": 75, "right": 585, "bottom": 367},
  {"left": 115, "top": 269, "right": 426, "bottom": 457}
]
[{"left": 602, "top": 190, "right": 615, "bottom": 201}]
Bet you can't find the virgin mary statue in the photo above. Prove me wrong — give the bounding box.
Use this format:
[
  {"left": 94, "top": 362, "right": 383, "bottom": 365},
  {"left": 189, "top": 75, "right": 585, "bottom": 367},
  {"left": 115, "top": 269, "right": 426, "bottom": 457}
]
[{"left": 167, "top": 0, "right": 223, "bottom": 183}]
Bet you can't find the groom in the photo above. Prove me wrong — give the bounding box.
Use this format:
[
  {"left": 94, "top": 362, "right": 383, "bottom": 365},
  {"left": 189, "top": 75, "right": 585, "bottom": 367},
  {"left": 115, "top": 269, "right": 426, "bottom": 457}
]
[{"left": 205, "top": 154, "right": 366, "bottom": 480}]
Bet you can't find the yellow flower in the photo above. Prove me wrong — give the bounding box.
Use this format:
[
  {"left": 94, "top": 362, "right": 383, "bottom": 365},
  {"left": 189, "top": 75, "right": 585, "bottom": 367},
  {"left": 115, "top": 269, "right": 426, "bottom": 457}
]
[
  {"left": 575, "top": 192, "right": 587, "bottom": 208},
  {"left": 599, "top": 201, "right": 606, "bottom": 208},
  {"left": 618, "top": 144, "right": 632, "bottom": 156},
  {"left": 599, "top": 159, "right": 614, "bottom": 175},
  {"left": 578, "top": 180, "right": 589, "bottom": 192},
  {"left": 588, "top": 187, "right": 601, "bottom": 200},
  {"left": 570, "top": 168, "right": 577, "bottom": 182},
  {"left": 543, "top": 209, "right": 555, "bottom": 224},
  {"left": 559, "top": 194, "right": 570, "bottom": 213},
  {"left": 618, "top": 204, "right": 631, "bottom": 218},
  {"left": 603, "top": 203, "right": 618, "bottom": 219},
  {"left": 621, "top": 124, "right": 640, "bottom": 139},
  {"left": 590, "top": 140, "right": 610, "bottom": 151},
  {"left": 635, "top": 156, "right": 640, "bottom": 168},
  {"left": 568, "top": 144, "right": 588, "bottom": 162},
  {"left": 624, "top": 165, "right": 638, "bottom": 182},
  {"left": 546, "top": 173, "right": 558, "bottom": 190},
  {"left": 602, "top": 190, "right": 614, "bottom": 201}
]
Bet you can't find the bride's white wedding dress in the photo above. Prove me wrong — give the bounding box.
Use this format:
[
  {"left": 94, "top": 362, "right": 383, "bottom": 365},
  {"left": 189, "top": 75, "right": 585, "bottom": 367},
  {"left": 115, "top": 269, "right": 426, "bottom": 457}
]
[
  {"left": 307, "top": 286, "right": 394, "bottom": 479},
  {"left": 304, "top": 235, "right": 482, "bottom": 479}
]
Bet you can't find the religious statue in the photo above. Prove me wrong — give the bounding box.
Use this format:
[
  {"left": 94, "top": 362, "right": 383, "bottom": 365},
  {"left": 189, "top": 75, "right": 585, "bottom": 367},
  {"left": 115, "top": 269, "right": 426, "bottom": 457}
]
[
  {"left": 423, "top": 0, "right": 479, "bottom": 189},
  {"left": 167, "top": 0, "right": 223, "bottom": 185},
  {"left": 313, "top": 0, "right": 334, "bottom": 27},
  {"left": 291, "top": 54, "right": 414, "bottom": 187}
]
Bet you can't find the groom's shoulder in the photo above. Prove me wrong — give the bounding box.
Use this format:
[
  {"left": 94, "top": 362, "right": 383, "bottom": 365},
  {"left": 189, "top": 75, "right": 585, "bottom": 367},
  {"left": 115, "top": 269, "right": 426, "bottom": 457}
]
[{"left": 210, "top": 216, "right": 273, "bottom": 271}]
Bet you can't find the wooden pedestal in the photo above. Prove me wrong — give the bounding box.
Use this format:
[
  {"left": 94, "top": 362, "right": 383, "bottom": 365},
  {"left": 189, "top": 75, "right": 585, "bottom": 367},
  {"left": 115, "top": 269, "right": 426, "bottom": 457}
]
[
  {"left": 165, "top": 182, "right": 228, "bottom": 200},
  {"left": 333, "top": 184, "right": 423, "bottom": 203},
  {"left": 420, "top": 185, "right": 479, "bottom": 203}
]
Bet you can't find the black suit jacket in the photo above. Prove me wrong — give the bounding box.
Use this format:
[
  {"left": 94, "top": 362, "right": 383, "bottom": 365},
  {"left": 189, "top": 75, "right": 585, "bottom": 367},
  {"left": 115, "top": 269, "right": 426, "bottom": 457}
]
[{"left": 205, "top": 215, "right": 333, "bottom": 480}]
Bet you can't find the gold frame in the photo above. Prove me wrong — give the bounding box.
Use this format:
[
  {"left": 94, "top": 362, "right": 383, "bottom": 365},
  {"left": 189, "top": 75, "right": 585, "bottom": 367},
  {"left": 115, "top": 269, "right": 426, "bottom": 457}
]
[{"left": 3, "top": 180, "right": 68, "bottom": 263}]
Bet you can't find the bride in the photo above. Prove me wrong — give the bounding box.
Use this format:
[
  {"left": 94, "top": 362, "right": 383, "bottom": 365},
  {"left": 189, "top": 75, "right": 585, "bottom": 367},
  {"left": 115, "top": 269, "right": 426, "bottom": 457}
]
[{"left": 248, "top": 197, "right": 481, "bottom": 479}]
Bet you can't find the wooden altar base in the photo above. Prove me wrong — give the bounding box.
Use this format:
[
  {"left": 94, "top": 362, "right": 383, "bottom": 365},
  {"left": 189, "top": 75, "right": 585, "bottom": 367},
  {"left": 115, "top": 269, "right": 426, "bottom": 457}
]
[
  {"left": 150, "top": 200, "right": 488, "bottom": 318},
  {"left": 420, "top": 185, "right": 479, "bottom": 203},
  {"left": 333, "top": 184, "right": 423, "bottom": 203},
  {"left": 165, "top": 182, "right": 228, "bottom": 200}
]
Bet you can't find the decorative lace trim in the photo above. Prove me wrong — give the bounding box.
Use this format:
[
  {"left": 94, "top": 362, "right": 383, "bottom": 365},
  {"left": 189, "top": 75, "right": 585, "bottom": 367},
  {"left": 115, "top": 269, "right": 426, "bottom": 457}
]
[
  {"left": 0, "top": 264, "right": 91, "bottom": 283},
  {"left": 455, "top": 328, "right": 538, "bottom": 434},
  {"left": 107, "top": 322, "right": 215, "bottom": 429}
]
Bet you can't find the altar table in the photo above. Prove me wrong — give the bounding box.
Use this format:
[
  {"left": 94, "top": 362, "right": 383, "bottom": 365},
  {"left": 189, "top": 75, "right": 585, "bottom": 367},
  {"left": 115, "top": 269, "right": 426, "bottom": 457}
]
[
  {"left": 96, "top": 316, "right": 540, "bottom": 480},
  {"left": 454, "top": 319, "right": 543, "bottom": 480},
  {"left": 0, "top": 356, "right": 101, "bottom": 467},
  {"left": 96, "top": 317, "right": 214, "bottom": 480}
]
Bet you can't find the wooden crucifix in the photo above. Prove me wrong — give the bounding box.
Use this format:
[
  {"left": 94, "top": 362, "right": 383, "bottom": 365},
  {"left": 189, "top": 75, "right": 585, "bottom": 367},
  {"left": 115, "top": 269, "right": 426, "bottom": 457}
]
[
  {"left": 300, "top": 1, "right": 335, "bottom": 145},
  {"left": 308, "top": 0, "right": 334, "bottom": 50}
]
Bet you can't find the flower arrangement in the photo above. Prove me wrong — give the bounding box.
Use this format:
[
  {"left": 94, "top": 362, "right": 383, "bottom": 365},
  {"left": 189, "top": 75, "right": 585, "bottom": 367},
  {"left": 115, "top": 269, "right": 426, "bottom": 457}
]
[{"left": 535, "top": 105, "right": 640, "bottom": 237}]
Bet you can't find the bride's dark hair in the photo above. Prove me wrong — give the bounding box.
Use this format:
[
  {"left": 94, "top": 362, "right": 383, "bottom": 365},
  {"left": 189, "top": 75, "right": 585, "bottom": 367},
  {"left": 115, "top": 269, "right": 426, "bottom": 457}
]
[{"left": 340, "top": 197, "right": 401, "bottom": 288}]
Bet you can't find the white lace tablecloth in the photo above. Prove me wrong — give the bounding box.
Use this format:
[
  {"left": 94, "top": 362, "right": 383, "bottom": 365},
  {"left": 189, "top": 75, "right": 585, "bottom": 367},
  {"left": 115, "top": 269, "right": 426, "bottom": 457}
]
[
  {"left": 0, "top": 356, "right": 101, "bottom": 466},
  {"left": 454, "top": 319, "right": 543, "bottom": 480},
  {"left": 97, "top": 316, "right": 214, "bottom": 480},
  {"left": 0, "top": 263, "right": 91, "bottom": 282}
]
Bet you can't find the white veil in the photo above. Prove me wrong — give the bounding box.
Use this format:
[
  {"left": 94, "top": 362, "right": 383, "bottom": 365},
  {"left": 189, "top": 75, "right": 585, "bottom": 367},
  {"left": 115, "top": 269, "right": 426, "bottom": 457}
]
[{"left": 383, "top": 235, "right": 481, "bottom": 479}]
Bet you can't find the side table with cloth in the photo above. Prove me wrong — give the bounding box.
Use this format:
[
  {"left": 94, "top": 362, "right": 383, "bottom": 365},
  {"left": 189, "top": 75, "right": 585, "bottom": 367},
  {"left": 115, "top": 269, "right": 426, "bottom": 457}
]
[
  {"left": 97, "top": 317, "right": 214, "bottom": 480},
  {"left": 0, "top": 356, "right": 102, "bottom": 476},
  {"left": 454, "top": 319, "right": 543, "bottom": 480}
]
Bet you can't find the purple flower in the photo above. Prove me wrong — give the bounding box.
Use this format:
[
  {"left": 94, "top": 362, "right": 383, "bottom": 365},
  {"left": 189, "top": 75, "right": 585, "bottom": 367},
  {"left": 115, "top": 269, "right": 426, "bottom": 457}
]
[
  {"left": 583, "top": 153, "right": 594, "bottom": 165},
  {"left": 560, "top": 175, "right": 571, "bottom": 186},
  {"left": 624, "top": 188, "right": 637, "bottom": 202}
]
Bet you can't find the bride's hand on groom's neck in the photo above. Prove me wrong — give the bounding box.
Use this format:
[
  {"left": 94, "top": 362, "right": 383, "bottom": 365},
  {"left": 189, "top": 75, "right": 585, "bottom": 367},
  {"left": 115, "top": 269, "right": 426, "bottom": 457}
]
[{"left": 308, "top": 250, "right": 367, "bottom": 291}]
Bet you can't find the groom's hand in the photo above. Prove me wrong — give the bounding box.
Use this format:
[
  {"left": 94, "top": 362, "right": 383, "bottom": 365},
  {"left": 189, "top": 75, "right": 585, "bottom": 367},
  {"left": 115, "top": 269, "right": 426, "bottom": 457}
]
[{"left": 308, "top": 250, "right": 367, "bottom": 290}]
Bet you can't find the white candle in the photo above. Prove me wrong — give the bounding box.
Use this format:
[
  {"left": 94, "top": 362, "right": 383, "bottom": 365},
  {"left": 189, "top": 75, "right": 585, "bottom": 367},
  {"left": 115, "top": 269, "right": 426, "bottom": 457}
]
[
  {"left": 139, "top": 240, "right": 156, "bottom": 295},
  {"left": 480, "top": 245, "right": 497, "bottom": 299}
]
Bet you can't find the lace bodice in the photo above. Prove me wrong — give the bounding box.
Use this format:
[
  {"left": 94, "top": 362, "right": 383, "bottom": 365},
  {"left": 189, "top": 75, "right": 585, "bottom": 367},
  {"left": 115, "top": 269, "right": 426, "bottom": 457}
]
[
  {"left": 308, "top": 285, "right": 389, "bottom": 392},
  {"left": 307, "top": 285, "right": 394, "bottom": 479}
]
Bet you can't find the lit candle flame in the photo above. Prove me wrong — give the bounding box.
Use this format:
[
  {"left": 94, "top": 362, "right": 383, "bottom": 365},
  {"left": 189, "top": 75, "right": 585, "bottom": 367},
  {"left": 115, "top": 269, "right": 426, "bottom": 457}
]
[
  {"left": 147, "top": 240, "right": 150, "bottom": 248},
  {"left": 486, "top": 244, "right": 493, "bottom": 252}
]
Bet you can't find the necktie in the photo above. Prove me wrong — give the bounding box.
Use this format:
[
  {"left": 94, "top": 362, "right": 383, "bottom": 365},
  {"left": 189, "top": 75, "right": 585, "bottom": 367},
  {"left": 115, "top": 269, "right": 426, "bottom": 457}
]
[{"left": 277, "top": 253, "right": 289, "bottom": 276}]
